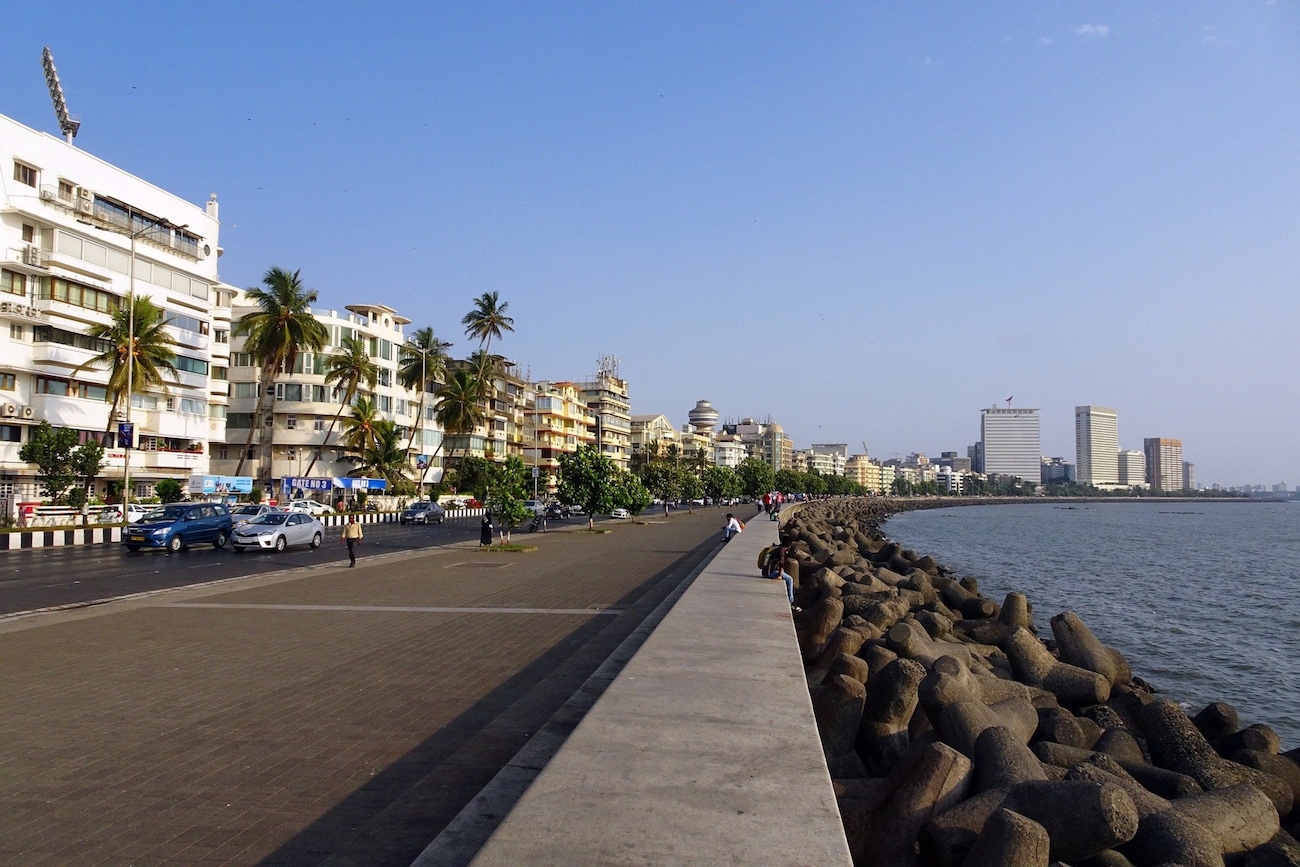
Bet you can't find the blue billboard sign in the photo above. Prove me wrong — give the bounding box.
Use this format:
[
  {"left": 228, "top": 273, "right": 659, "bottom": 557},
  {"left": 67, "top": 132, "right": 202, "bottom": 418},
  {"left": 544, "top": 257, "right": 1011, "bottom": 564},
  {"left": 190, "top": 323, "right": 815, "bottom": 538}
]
[
  {"left": 282, "top": 477, "right": 334, "bottom": 491},
  {"left": 187, "top": 475, "right": 254, "bottom": 495}
]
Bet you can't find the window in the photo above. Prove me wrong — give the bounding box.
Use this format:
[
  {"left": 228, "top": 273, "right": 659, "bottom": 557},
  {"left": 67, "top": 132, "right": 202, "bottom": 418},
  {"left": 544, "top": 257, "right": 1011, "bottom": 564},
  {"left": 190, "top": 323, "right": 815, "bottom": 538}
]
[
  {"left": 35, "top": 376, "right": 69, "bottom": 396},
  {"left": 311, "top": 385, "right": 330, "bottom": 403},
  {"left": 174, "top": 355, "right": 209, "bottom": 376},
  {"left": 0, "top": 424, "right": 21, "bottom": 443},
  {"left": 379, "top": 339, "right": 392, "bottom": 361},
  {"left": 130, "top": 394, "right": 159, "bottom": 411},
  {"left": 232, "top": 352, "right": 253, "bottom": 367},
  {"left": 1, "top": 270, "right": 26, "bottom": 297},
  {"left": 276, "top": 383, "right": 302, "bottom": 402},
  {"left": 211, "top": 366, "right": 228, "bottom": 381},
  {"left": 13, "top": 161, "right": 37, "bottom": 187},
  {"left": 33, "top": 326, "right": 113, "bottom": 354},
  {"left": 180, "top": 398, "right": 206, "bottom": 415},
  {"left": 286, "top": 415, "right": 297, "bottom": 430},
  {"left": 0, "top": 373, "right": 14, "bottom": 390},
  {"left": 217, "top": 445, "right": 228, "bottom": 460},
  {"left": 314, "top": 419, "right": 325, "bottom": 431},
  {"left": 227, "top": 413, "right": 253, "bottom": 428},
  {"left": 209, "top": 405, "right": 226, "bottom": 419},
  {"left": 377, "top": 369, "right": 391, "bottom": 387},
  {"left": 39, "top": 277, "right": 120, "bottom": 314},
  {"left": 21, "top": 224, "right": 34, "bottom": 244},
  {"left": 164, "top": 311, "right": 206, "bottom": 334},
  {"left": 231, "top": 382, "right": 258, "bottom": 399},
  {"left": 378, "top": 395, "right": 392, "bottom": 412},
  {"left": 58, "top": 180, "right": 75, "bottom": 201},
  {"left": 214, "top": 329, "right": 229, "bottom": 344},
  {"left": 9, "top": 325, "right": 22, "bottom": 341}
]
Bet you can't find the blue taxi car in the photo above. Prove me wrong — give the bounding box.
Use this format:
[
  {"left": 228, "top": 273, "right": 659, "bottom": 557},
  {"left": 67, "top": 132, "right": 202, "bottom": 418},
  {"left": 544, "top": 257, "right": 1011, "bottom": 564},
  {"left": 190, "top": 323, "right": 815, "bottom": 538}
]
[{"left": 123, "top": 503, "right": 234, "bottom": 553}]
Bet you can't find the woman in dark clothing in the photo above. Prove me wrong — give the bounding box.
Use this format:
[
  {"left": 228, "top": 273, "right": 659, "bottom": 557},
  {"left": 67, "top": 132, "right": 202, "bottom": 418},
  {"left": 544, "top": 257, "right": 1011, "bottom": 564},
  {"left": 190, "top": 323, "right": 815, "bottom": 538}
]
[{"left": 480, "top": 513, "right": 493, "bottom": 548}]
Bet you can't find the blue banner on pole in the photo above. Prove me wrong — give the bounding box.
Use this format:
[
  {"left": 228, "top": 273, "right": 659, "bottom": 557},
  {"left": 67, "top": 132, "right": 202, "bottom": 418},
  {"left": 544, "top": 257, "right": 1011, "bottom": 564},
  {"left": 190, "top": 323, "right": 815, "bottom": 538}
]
[
  {"left": 282, "top": 477, "right": 334, "bottom": 491},
  {"left": 117, "top": 422, "right": 134, "bottom": 449}
]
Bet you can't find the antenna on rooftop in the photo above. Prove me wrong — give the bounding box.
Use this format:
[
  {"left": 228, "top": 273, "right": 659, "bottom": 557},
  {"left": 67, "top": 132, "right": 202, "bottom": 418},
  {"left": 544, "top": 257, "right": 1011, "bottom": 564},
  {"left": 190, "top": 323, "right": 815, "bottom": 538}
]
[
  {"left": 42, "top": 47, "right": 81, "bottom": 143},
  {"left": 1005, "top": 395, "right": 1014, "bottom": 408}
]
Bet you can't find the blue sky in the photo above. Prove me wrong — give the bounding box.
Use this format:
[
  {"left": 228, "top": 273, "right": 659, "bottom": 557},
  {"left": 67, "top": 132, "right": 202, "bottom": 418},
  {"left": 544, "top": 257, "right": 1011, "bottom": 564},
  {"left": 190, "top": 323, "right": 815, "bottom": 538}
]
[{"left": 5, "top": 2, "right": 1298, "bottom": 487}]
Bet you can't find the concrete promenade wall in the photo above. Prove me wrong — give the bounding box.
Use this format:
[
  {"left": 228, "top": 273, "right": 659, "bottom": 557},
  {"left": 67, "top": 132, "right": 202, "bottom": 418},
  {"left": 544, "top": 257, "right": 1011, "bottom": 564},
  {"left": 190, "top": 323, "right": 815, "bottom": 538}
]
[{"left": 467, "top": 513, "right": 852, "bottom": 865}]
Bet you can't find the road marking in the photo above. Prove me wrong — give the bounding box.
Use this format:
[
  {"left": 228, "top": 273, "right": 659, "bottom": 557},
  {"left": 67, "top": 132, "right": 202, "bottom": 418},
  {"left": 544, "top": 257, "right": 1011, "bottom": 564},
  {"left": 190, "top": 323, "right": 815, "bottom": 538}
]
[{"left": 165, "top": 603, "right": 617, "bottom": 615}]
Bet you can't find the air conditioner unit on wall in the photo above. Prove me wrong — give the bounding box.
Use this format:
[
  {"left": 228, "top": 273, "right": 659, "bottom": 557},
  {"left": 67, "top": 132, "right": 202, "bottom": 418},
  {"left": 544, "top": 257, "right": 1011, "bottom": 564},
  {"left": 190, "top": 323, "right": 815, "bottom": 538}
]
[
  {"left": 76, "top": 198, "right": 93, "bottom": 215},
  {"left": 22, "top": 406, "right": 34, "bottom": 419},
  {"left": 23, "top": 245, "right": 44, "bottom": 267},
  {"left": 1, "top": 405, "right": 16, "bottom": 418}
]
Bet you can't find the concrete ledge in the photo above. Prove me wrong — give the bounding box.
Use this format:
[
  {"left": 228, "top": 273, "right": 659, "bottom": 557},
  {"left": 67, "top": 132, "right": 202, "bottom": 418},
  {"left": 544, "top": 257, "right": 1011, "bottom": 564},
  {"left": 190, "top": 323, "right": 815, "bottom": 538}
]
[{"left": 467, "top": 515, "right": 852, "bottom": 866}]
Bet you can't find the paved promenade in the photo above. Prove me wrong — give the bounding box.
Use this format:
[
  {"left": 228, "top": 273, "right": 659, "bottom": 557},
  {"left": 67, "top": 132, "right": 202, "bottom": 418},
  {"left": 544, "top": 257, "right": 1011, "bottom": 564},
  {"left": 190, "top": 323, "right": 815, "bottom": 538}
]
[{"left": 0, "top": 510, "right": 730, "bottom": 866}]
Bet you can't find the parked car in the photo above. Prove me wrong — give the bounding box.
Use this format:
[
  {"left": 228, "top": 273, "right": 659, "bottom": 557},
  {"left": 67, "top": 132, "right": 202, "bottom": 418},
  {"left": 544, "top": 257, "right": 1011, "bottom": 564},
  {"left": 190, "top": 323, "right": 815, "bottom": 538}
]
[
  {"left": 97, "top": 503, "right": 149, "bottom": 524},
  {"left": 399, "top": 501, "right": 446, "bottom": 525},
  {"left": 285, "top": 500, "right": 335, "bottom": 516},
  {"left": 232, "top": 512, "right": 325, "bottom": 553},
  {"left": 544, "top": 502, "right": 570, "bottom": 520},
  {"left": 610, "top": 507, "right": 631, "bottom": 519},
  {"left": 230, "top": 504, "right": 282, "bottom": 525},
  {"left": 123, "top": 503, "right": 234, "bottom": 553},
  {"left": 523, "top": 500, "right": 546, "bottom": 516}
]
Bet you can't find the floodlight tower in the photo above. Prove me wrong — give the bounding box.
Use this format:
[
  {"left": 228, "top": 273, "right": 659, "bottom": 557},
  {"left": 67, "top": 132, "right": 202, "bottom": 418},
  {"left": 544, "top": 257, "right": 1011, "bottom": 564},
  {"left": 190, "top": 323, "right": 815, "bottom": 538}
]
[{"left": 42, "top": 47, "right": 81, "bottom": 143}]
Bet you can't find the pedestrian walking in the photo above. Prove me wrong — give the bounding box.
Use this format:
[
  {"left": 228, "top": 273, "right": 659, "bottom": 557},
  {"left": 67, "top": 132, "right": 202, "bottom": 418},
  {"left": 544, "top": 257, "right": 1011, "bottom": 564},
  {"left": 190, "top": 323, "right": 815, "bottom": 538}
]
[
  {"left": 341, "top": 515, "right": 363, "bottom": 567},
  {"left": 480, "top": 513, "right": 493, "bottom": 548}
]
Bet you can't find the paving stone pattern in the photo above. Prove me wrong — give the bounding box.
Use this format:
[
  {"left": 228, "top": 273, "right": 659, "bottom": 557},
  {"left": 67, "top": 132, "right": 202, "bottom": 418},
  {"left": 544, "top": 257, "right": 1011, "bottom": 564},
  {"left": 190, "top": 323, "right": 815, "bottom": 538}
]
[{"left": 0, "top": 511, "right": 730, "bottom": 866}]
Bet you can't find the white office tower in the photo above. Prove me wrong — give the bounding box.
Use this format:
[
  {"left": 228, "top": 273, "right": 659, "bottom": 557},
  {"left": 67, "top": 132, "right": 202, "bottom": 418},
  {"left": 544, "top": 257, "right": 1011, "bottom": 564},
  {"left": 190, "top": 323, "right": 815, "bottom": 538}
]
[
  {"left": 1118, "top": 450, "right": 1146, "bottom": 486},
  {"left": 1075, "top": 406, "right": 1119, "bottom": 486},
  {"left": 980, "top": 407, "right": 1041, "bottom": 482}
]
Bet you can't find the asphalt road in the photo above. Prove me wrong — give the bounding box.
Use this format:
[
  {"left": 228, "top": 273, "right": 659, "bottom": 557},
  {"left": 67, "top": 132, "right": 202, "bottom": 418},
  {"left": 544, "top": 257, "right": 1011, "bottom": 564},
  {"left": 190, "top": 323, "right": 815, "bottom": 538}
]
[{"left": 0, "top": 513, "right": 602, "bottom": 617}]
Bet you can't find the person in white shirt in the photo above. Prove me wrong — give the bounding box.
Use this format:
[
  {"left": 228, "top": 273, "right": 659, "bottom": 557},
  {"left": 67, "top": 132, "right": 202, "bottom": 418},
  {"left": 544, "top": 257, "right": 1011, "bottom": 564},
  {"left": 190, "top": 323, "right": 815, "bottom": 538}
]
[{"left": 723, "top": 513, "right": 743, "bottom": 543}]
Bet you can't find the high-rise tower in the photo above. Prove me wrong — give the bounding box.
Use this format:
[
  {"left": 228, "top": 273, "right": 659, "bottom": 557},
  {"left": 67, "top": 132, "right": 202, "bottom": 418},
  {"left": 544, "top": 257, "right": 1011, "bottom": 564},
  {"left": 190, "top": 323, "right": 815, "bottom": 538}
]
[
  {"left": 1075, "top": 406, "right": 1119, "bottom": 486},
  {"left": 980, "top": 407, "right": 1041, "bottom": 481}
]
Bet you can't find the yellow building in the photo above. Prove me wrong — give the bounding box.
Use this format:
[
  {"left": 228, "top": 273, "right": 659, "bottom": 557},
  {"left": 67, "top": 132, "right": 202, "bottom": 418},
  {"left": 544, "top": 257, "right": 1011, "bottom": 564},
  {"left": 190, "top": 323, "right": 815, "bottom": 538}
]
[{"left": 526, "top": 381, "right": 596, "bottom": 494}]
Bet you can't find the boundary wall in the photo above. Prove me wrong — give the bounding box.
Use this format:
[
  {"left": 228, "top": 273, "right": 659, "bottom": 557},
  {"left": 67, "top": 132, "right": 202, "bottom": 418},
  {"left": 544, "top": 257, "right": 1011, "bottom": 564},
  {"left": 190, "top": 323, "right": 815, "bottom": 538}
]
[{"left": 463, "top": 511, "right": 852, "bottom": 865}]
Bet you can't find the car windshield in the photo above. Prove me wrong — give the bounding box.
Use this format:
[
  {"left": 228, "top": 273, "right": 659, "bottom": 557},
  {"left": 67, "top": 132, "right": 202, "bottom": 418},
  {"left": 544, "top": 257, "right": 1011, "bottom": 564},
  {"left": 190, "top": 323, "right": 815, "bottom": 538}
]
[
  {"left": 233, "top": 506, "right": 263, "bottom": 515},
  {"left": 408, "top": 503, "right": 430, "bottom": 510},
  {"left": 248, "top": 514, "right": 289, "bottom": 526},
  {"left": 143, "top": 506, "right": 187, "bottom": 522}
]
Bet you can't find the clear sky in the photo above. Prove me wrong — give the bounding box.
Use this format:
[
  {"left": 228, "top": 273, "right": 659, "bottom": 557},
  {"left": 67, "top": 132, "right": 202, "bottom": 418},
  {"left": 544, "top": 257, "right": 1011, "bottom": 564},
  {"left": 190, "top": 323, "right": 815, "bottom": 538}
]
[{"left": 5, "top": 2, "right": 1297, "bottom": 488}]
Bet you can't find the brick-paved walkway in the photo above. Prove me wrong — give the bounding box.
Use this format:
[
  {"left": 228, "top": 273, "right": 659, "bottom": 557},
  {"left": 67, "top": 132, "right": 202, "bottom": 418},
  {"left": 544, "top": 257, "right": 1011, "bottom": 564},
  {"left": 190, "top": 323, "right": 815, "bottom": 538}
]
[{"left": 0, "top": 510, "right": 731, "bottom": 866}]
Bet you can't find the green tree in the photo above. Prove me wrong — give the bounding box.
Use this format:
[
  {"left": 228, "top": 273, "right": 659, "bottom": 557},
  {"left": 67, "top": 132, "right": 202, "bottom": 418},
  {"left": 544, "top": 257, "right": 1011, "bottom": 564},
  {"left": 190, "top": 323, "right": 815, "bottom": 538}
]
[
  {"left": 340, "top": 396, "right": 382, "bottom": 456},
  {"left": 557, "top": 444, "right": 617, "bottom": 529},
  {"left": 75, "top": 295, "right": 178, "bottom": 443},
  {"left": 462, "top": 291, "right": 515, "bottom": 357},
  {"left": 702, "top": 465, "right": 740, "bottom": 504},
  {"left": 804, "top": 471, "right": 827, "bottom": 496},
  {"left": 232, "top": 267, "right": 329, "bottom": 481},
  {"left": 774, "top": 468, "right": 804, "bottom": 494},
  {"left": 736, "top": 457, "right": 775, "bottom": 500},
  {"left": 433, "top": 367, "right": 487, "bottom": 468},
  {"left": 491, "top": 491, "right": 530, "bottom": 543},
  {"left": 612, "top": 470, "right": 653, "bottom": 518},
  {"left": 638, "top": 462, "right": 681, "bottom": 515},
  {"left": 346, "top": 419, "right": 409, "bottom": 487},
  {"left": 19, "top": 422, "right": 79, "bottom": 503},
  {"left": 454, "top": 455, "right": 495, "bottom": 502},
  {"left": 677, "top": 468, "right": 704, "bottom": 508},
  {"left": 71, "top": 438, "right": 105, "bottom": 500},
  {"left": 155, "top": 478, "right": 184, "bottom": 503},
  {"left": 397, "top": 326, "right": 452, "bottom": 486},
  {"left": 303, "top": 335, "right": 377, "bottom": 477}
]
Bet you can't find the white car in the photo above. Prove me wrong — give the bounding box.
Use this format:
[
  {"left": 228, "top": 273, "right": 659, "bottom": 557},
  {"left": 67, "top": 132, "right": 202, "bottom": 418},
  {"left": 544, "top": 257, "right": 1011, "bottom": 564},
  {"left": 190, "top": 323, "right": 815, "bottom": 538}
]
[
  {"left": 610, "top": 508, "right": 631, "bottom": 519},
  {"left": 285, "top": 500, "right": 335, "bottom": 516},
  {"left": 96, "top": 503, "right": 149, "bottom": 524},
  {"left": 232, "top": 512, "right": 325, "bottom": 552},
  {"left": 230, "top": 504, "right": 282, "bottom": 525}
]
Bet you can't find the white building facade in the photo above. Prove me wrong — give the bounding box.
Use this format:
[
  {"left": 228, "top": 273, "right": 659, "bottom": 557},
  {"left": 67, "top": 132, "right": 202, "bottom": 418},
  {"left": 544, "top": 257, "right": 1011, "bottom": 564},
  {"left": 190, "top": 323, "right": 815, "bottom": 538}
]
[
  {"left": 980, "top": 407, "right": 1041, "bottom": 482},
  {"left": 1, "top": 112, "right": 225, "bottom": 508},
  {"left": 1075, "top": 405, "right": 1119, "bottom": 486}
]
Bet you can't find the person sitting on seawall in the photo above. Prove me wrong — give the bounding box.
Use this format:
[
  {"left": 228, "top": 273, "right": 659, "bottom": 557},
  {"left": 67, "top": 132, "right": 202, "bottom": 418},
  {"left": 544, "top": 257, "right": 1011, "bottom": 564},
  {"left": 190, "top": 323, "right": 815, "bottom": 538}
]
[
  {"left": 764, "top": 535, "right": 800, "bottom": 612},
  {"left": 723, "top": 513, "right": 744, "bottom": 542}
]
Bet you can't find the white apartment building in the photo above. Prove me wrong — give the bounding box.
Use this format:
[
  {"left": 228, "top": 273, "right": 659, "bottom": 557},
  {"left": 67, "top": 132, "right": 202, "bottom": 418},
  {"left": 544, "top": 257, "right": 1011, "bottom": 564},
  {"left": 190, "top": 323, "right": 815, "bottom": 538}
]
[
  {"left": 578, "top": 366, "right": 632, "bottom": 472},
  {"left": 712, "top": 435, "right": 747, "bottom": 468},
  {"left": 980, "top": 407, "right": 1041, "bottom": 481},
  {"left": 1, "top": 111, "right": 225, "bottom": 508},
  {"left": 1118, "top": 449, "right": 1146, "bottom": 487},
  {"left": 210, "top": 300, "right": 442, "bottom": 494},
  {"left": 1075, "top": 405, "right": 1119, "bottom": 486}
]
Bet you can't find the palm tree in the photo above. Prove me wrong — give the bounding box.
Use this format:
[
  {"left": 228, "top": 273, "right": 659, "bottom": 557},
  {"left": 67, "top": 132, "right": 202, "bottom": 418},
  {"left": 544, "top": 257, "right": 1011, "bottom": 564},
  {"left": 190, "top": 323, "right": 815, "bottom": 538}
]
[
  {"left": 461, "top": 291, "right": 514, "bottom": 356},
  {"left": 232, "top": 268, "right": 328, "bottom": 480},
  {"left": 346, "top": 419, "right": 409, "bottom": 487},
  {"left": 340, "top": 396, "right": 382, "bottom": 457},
  {"left": 397, "top": 327, "right": 452, "bottom": 484},
  {"left": 433, "top": 368, "right": 487, "bottom": 476},
  {"left": 302, "top": 336, "right": 377, "bottom": 478},
  {"left": 75, "top": 296, "right": 178, "bottom": 442}
]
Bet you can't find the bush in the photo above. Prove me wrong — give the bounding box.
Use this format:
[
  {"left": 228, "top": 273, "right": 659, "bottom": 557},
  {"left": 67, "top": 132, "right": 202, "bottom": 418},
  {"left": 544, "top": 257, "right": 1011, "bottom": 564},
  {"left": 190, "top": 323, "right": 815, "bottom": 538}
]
[{"left": 156, "top": 478, "right": 184, "bottom": 503}]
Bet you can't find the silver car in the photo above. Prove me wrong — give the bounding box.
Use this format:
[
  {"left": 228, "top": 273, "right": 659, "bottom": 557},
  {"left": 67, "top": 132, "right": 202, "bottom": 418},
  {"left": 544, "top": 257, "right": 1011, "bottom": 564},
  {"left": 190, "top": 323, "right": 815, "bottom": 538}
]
[
  {"left": 232, "top": 512, "right": 325, "bottom": 553},
  {"left": 230, "top": 504, "right": 282, "bottom": 525}
]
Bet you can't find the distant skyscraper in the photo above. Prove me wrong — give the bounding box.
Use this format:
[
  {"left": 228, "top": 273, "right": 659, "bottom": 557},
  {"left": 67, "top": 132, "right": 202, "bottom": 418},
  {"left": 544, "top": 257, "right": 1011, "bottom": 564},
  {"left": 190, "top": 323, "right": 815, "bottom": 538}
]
[
  {"left": 1143, "top": 438, "right": 1184, "bottom": 491},
  {"left": 1118, "top": 450, "right": 1146, "bottom": 487},
  {"left": 967, "top": 443, "right": 983, "bottom": 474},
  {"left": 981, "top": 407, "right": 1041, "bottom": 481},
  {"left": 1075, "top": 406, "right": 1119, "bottom": 486},
  {"left": 1182, "top": 461, "right": 1196, "bottom": 492}
]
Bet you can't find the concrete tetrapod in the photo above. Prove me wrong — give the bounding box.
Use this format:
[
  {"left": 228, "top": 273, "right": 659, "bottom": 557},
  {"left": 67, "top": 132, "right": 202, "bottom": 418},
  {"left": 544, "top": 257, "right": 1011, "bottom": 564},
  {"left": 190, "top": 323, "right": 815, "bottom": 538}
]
[
  {"left": 856, "top": 657, "right": 926, "bottom": 777},
  {"left": 972, "top": 725, "right": 1050, "bottom": 793},
  {"left": 1002, "top": 626, "right": 1112, "bottom": 708},
  {"left": 999, "top": 779, "right": 1140, "bottom": 863},
  {"left": 853, "top": 741, "right": 973, "bottom": 867},
  {"left": 1050, "top": 611, "right": 1134, "bottom": 688},
  {"left": 1138, "top": 699, "right": 1294, "bottom": 817},
  {"left": 814, "top": 673, "right": 867, "bottom": 763},
  {"left": 959, "top": 807, "right": 1051, "bottom": 867}
]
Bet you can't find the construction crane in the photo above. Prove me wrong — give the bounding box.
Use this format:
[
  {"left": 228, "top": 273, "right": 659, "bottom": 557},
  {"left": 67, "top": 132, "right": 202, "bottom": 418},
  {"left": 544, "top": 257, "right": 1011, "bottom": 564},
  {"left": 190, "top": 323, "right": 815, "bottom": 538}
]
[{"left": 42, "top": 47, "right": 80, "bottom": 143}]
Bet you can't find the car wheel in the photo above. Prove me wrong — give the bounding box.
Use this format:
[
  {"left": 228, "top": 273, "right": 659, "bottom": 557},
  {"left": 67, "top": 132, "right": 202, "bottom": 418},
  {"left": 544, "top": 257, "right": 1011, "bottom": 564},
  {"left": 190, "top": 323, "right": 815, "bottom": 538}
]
[
  {"left": 167, "top": 535, "right": 184, "bottom": 553},
  {"left": 310, "top": 532, "right": 322, "bottom": 549},
  {"left": 436, "top": 517, "right": 444, "bottom": 524},
  {"left": 213, "top": 531, "right": 228, "bottom": 549},
  {"left": 274, "top": 535, "right": 287, "bottom": 553},
  {"left": 126, "top": 544, "right": 140, "bottom": 553}
]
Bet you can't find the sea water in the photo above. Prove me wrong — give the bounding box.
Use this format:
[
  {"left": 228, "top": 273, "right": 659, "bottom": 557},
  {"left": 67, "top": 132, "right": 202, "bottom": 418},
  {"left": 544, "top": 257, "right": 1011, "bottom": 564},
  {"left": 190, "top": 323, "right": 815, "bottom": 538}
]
[{"left": 885, "top": 500, "right": 1300, "bottom": 748}]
